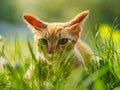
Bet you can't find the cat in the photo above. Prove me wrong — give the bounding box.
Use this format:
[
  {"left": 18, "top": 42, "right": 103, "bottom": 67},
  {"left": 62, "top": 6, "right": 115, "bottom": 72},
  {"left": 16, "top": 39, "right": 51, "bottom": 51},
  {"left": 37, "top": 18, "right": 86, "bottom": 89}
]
[{"left": 23, "top": 10, "right": 95, "bottom": 79}]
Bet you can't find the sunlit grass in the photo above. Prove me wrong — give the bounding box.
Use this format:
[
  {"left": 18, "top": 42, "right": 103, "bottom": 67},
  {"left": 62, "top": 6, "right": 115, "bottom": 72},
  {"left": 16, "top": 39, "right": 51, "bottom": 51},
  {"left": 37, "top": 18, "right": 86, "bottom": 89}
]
[
  {"left": 113, "top": 30, "right": 120, "bottom": 45},
  {"left": 99, "top": 24, "right": 120, "bottom": 46},
  {"left": 99, "top": 24, "right": 111, "bottom": 39},
  {"left": 0, "top": 24, "right": 120, "bottom": 90}
]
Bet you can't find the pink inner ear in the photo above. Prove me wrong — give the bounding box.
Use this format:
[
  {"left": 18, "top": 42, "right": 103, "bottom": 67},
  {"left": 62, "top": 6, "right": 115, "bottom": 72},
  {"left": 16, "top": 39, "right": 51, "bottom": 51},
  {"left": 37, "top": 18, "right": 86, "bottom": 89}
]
[
  {"left": 75, "top": 26, "right": 81, "bottom": 35},
  {"left": 65, "top": 10, "right": 89, "bottom": 35},
  {"left": 31, "top": 20, "right": 41, "bottom": 27},
  {"left": 24, "top": 15, "right": 43, "bottom": 30},
  {"left": 70, "top": 23, "right": 81, "bottom": 35}
]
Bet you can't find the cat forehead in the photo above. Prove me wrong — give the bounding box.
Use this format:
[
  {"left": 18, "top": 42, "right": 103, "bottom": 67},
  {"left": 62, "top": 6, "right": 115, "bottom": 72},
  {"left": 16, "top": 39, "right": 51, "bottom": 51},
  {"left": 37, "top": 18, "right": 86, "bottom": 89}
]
[
  {"left": 45, "top": 23, "right": 65, "bottom": 35},
  {"left": 34, "top": 23, "right": 66, "bottom": 39}
]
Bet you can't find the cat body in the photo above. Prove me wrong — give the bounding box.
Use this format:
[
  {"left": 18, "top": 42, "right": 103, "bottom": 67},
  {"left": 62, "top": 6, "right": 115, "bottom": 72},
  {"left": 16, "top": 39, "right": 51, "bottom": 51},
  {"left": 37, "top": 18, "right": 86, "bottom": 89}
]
[{"left": 23, "top": 10, "right": 94, "bottom": 78}]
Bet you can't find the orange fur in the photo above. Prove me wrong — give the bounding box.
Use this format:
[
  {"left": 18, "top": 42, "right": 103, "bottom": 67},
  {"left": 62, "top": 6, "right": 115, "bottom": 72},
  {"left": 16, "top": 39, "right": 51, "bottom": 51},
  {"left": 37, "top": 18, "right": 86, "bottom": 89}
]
[{"left": 23, "top": 10, "right": 95, "bottom": 79}]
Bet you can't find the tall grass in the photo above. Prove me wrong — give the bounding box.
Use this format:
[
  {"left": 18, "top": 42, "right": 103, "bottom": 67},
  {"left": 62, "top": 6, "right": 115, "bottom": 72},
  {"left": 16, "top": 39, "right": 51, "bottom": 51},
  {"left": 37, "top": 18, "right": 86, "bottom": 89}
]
[{"left": 0, "top": 24, "right": 120, "bottom": 90}]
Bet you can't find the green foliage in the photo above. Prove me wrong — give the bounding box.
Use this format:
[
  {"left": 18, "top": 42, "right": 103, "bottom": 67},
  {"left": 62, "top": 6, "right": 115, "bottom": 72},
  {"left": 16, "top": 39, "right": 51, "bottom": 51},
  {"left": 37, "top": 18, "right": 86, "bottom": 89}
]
[
  {"left": 0, "top": 0, "right": 120, "bottom": 27},
  {"left": 0, "top": 0, "right": 18, "bottom": 23},
  {"left": 0, "top": 24, "right": 120, "bottom": 90}
]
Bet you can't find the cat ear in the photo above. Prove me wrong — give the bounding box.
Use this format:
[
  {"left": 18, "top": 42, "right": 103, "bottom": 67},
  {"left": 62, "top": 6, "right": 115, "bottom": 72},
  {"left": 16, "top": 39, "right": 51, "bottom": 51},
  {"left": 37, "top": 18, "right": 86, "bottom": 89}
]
[
  {"left": 23, "top": 14, "right": 47, "bottom": 31},
  {"left": 65, "top": 10, "right": 89, "bottom": 35},
  {"left": 68, "top": 23, "right": 81, "bottom": 35}
]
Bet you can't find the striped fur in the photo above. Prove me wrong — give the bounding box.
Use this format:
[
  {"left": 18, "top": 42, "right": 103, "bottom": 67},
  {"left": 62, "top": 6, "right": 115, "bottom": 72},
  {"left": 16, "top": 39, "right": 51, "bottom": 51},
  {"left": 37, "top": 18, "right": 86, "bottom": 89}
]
[{"left": 23, "top": 10, "right": 94, "bottom": 79}]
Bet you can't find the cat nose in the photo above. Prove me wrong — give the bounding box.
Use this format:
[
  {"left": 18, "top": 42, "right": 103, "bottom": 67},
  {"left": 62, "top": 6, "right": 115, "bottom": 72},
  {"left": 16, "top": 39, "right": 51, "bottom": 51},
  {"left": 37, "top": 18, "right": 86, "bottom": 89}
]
[{"left": 47, "top": 47, "right": 54, "bottom": 54}]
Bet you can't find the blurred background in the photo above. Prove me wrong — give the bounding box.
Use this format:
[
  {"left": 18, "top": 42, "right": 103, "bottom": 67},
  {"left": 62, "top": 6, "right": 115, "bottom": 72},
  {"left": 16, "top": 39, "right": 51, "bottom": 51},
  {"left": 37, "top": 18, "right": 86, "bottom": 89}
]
[{"left": 0, "top": 0, "right": 120, "bottom": 41}]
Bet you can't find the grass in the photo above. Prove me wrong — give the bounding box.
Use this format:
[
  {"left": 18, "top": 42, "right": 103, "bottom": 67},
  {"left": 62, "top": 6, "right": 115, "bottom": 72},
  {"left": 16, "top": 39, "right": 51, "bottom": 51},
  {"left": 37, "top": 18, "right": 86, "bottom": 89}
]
[{"left": 0, "top": 24, "right": 120, "bottom": 90}]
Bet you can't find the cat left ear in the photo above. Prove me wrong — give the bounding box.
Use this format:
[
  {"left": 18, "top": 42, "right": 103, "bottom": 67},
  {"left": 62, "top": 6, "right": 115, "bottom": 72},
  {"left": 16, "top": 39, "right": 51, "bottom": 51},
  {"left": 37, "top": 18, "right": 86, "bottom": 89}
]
[
  {"left": 65, "top": 10, "right": 89, "bottom": 35},
  {"left": 23, "top": 14, "right": 47, "bottom": 31}
]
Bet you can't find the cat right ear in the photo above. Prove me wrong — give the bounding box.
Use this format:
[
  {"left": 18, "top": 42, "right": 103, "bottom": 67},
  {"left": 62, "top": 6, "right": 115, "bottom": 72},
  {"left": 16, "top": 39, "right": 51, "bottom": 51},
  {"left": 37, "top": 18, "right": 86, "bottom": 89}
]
[
  {"left": 65, "top": 10, "right": 89, "bottom": 35},
  {"left": 23, "top": 14, "right": 47, "bottom": 31}
]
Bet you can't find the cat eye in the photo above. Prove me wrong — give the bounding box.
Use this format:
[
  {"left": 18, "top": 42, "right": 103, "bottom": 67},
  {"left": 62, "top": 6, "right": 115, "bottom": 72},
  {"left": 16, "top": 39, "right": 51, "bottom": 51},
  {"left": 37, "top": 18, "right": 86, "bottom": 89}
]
[
  {"left": 39, "top": 39, "right": 48, "bottom": 45},
  {"left": 58, "top": 38, "right": 68, "bottom": 45}
]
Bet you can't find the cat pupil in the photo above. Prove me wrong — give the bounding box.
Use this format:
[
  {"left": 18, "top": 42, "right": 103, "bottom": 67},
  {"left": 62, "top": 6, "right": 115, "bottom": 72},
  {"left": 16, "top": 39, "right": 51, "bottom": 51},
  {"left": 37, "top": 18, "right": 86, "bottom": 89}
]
[
  {"left": 58, "top": 38, "right": 68, "bottom": 45},
  {"left": 39, "top": 39, "right": 48, "bottom": 45}
]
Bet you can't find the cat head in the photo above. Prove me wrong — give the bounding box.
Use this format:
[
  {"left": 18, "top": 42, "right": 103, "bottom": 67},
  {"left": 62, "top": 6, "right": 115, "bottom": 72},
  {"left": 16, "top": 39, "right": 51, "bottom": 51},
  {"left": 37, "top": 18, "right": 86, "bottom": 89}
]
[{"left": 23, "top": 10, "right": 89, "bottom": 56}]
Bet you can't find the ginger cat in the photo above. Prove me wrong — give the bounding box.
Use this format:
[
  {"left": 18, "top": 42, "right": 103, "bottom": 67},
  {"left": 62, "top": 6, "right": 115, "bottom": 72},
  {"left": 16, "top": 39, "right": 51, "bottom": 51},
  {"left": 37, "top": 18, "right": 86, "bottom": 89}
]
[{"left": 23, "top": 10, "right": 95, "bottom": 78}]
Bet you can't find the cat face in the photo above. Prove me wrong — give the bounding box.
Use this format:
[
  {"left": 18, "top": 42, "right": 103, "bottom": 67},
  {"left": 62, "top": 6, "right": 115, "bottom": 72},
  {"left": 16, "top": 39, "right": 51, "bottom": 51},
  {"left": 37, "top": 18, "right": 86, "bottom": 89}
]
[
  {"left": 23, "top": 10, "right": 89, "bottom": 55},
  {"left": 33, "top": 23, "right": 79, "bottom": 55}
]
